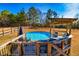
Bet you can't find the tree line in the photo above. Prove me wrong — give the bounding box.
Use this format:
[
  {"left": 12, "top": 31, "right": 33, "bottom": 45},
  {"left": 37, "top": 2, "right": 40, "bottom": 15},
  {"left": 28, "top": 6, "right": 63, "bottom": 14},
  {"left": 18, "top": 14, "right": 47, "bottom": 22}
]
[
  {"left": 0, "top": 7, "right": 58, "bottom": 27},
  {"left": 0, "top": 6, "right": 79, "bottom": 29}
]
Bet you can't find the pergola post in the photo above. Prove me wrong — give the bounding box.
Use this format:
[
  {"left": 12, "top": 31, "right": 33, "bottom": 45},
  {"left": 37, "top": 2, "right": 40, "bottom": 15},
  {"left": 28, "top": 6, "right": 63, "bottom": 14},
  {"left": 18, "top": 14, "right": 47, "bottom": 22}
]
[
  {"left": 50, "top": 23, "right": 53, "bottom": 38},
  {"left": 49, "top": 18, "right": 55, "bottom": 38},
  {"left": 69, "top": 24, "right": 72, "bottom": 35},
  {"left": 66, "top": 25, "right": 68, "bottom": 33},
  {"left": 50, "top": 24, "right": 51, "bottom": 38}
]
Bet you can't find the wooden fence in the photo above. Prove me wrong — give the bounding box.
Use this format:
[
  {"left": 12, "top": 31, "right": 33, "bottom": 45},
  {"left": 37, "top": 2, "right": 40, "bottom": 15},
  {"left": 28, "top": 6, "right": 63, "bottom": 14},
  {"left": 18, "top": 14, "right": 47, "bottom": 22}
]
[{"left": 0, "top": 27, "right": 19, "bottom": 36}]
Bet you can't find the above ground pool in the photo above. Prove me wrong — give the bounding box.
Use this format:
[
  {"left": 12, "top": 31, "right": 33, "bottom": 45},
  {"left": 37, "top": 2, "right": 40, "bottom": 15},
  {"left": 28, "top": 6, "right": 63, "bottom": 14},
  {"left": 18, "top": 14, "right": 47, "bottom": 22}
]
[{"left": 26, "top": 31, "right": 51, "bottom": 41}]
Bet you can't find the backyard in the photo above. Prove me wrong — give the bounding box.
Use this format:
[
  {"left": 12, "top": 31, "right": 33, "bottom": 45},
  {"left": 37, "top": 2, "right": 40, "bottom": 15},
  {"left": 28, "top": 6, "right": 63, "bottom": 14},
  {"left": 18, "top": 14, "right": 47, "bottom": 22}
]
[{"left": 0, "top": 27, "right": 79, "bottom": 56}]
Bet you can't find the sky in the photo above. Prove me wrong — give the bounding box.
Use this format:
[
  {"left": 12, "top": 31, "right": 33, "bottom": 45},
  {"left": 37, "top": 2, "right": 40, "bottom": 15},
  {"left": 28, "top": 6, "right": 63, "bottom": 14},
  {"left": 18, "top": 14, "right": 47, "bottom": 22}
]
[{"left": 0, "top": 3, "right": 79, "bottom": 18}]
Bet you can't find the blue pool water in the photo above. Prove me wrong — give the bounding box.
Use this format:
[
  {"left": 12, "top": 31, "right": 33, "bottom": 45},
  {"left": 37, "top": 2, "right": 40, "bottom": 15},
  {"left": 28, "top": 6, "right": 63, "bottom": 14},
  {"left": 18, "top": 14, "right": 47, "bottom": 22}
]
[{"left": 26, "top": 32, "right": 51, "bottom": 41}]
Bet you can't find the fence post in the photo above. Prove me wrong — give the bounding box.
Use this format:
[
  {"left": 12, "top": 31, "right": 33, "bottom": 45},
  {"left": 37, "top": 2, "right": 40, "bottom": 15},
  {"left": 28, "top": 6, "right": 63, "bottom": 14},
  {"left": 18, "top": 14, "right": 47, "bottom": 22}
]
[
  {"left": 11, "top": 27, "right": 12, "bottom": 34},
  {"left": 2, "top": 28, "right": 4, "bottom": 36}
]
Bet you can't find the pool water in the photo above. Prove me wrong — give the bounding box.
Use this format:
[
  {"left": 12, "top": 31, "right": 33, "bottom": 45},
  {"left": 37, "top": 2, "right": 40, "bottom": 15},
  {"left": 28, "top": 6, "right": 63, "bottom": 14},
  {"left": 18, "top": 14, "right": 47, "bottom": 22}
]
[{"left": 26, "top": 32, "right": 51, "bottom": 41}]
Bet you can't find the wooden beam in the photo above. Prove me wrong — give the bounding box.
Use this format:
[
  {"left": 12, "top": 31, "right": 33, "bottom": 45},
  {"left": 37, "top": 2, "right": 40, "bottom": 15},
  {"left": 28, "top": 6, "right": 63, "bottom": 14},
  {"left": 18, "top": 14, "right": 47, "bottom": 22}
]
[
  {"left": 36, "top": 43, "right": 40, "bottom": 56},
  {"left": 47, "top": 43, "right": 52, "bottom": 56},
  {"left": 2, "top": 28, "right": 4, "bottom": 36},
  {"left": 18, "top": 43, "right": 24, "bottom": 56},
  {"left": 67, "top": 38, "right": 71, "bottom": 55},
  {"left": 61, "top": 40, "right": 65, "bottom": 50},
  {"left": 69, "top": 25, "right": 72, "bottom": 35}
]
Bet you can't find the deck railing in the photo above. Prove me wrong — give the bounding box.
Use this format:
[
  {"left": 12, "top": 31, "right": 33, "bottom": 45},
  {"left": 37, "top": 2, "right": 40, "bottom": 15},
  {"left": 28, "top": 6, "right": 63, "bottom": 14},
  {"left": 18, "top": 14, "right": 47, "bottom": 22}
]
[
  {"left": 0, "top": 34, "right": 25, "bottom": 56},
  {"left": 0, "top": 31, "right": 72, "bottom": 56}
]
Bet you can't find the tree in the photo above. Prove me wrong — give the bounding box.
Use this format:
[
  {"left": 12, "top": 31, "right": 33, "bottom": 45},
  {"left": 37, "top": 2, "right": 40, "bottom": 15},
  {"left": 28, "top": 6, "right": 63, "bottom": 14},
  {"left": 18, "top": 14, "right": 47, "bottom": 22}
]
[
  {"left": 0, "top": 10, "right": 11, "bottom": 26},
  {"left": 46, "top": 9, "right": 57, "bottom": 38},
  {"left": 71, "top": 13, "right": 79, "bottom": 29},
  {"left": 36, "top": 9, "right": 42, "bottom": 24},
  {"left": 46, "top": 9, "right": 57, "bottom": 24},
  {"left": 75, "top": 13, "right": 79, "bottom": 19},
  {"left": 8, "top": 13, "right": 17, "bottom": 26},
  {"left": 46, "top": 9, "right": 53, "bottom": 23},
  {"left": 52, "top": 10, "right": 57, "bottom": 18},
  {"left": 27, "top": 7, "right": 39, "bottom": 25},
  {"left": 16, "top": 8, "right": 27, "bottom": 26}
]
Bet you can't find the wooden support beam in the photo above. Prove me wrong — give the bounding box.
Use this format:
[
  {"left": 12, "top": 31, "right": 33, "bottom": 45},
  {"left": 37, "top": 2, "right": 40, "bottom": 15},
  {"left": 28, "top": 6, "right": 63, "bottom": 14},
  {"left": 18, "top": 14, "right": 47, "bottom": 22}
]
[
  {"left": 67, "top": 38, "right": 71, "bottom": 55},
  {"left": 47, "top": 43, "right": 52, "bottom": 56},
  {"left": 36, "top": 43, "right": 40, "bottom": 56},
  {"left": 50, "top": 24, "right": 52, "bottom": 38},
  {"left": 18, "top": 43, "right": 24, "bottom": 56},
  {"left": 66, "top": 25, "right": 68, "bottom": 33},
  {"left": 61, "top": 40, "right": 65, "bottom": 50},
  {"left": 69, "top": 24, "right": 72, "bottom": 35},
  {"left": 61, "top": 40, "right": 65, "bottom": 56},
  {"left": 69, "top": 28, "right": 71, "bottom": 35}
]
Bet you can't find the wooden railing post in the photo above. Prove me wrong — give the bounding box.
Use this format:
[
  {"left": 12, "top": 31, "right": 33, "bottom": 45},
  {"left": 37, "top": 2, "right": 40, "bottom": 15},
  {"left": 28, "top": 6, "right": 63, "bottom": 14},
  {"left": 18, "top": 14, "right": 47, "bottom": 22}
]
[
  {"left": 47, "top": 43, "right": 52, "bottom": 56},
  {"left": 67, "top": 38, "right": 71, "bottom": 56},
  {"left": 61, "top": 40, "right": 65, "bottom": 56},
  {"left": 61, "top": 40, "right": 64, "bottom": 50},
  {"left": 36, "top": 43, "right": 40, "bottom": 56},
  {"left": 18, "top": 42, "right": 24, "bottom": 56},
  {"left": 0, "top": 34, "right": 25, "bottom": 56}
]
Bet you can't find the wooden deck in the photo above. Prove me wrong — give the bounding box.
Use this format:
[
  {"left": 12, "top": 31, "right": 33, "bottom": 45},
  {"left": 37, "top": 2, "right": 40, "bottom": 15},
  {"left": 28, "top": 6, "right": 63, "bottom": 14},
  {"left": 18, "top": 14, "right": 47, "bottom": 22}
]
[{"left": 0, "top": 27, "right": 79, "bottom": 56}]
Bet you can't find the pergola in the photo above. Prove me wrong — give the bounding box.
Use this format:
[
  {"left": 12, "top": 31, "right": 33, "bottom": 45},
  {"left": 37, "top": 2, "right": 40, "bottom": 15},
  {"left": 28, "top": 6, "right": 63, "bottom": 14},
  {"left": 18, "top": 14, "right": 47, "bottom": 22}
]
[{"left": 49, "top": 18, "right": 77, "bottom": 36}]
